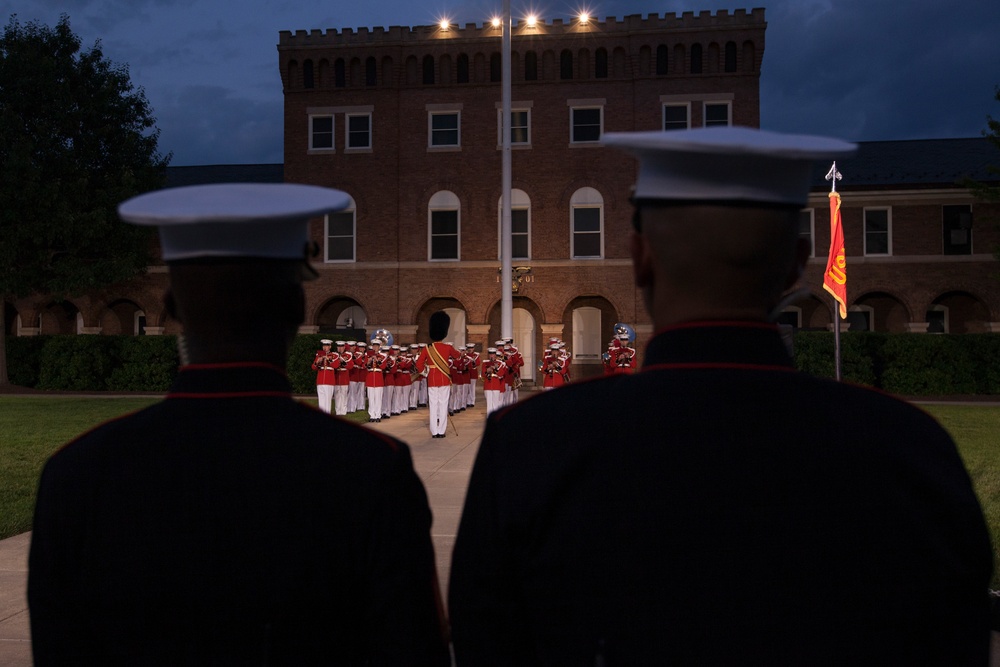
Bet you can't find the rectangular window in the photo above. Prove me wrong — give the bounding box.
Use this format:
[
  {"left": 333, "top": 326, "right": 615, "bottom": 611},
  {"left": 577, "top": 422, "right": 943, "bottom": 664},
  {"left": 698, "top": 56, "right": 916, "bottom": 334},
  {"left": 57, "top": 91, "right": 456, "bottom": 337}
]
[
  {"left": 497, "top": 109, "right": 530, "bottom": 146},
  {"left": 571, "top": 107, "right": 602, "bottom": 143},
  {"left": 864, "top": 207, "right": 891, "bottom": 255},
  {"left": 430, "top": 111, "right": 460, "bottom": 147},
  {"left": 430, "top": 210, "right": 459, "bottom": 260},
  {"left": 346, "top": 113, "right": 371, "bottom": 150},
  {"left": 512, "top": 208, "right": 529, "bottom": 259},
  {"left": 704, "top": 102, "right": 731, "bottom": 127},
  {"left": 310, "top": 115, "right": 334, "bottom": 150},
  {"left": 572, "top": 207, "right": 602, "bottom": 258},
  {"left": 942, "top": 204, "right": 973, "bottom": 255},
  {"left": 663, "top": 104, "right": 689, "bottom": 131},
  {"left": 799, "top": 208, "right": 815, "bottom": 258},
  {"left": 326, "top": 211, "right": 355, "bottom": 262}
]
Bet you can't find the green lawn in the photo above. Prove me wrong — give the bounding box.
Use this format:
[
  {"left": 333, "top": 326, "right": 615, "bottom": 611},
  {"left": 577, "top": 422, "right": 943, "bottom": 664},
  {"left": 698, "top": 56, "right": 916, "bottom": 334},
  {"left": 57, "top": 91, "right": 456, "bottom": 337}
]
[{"left": 1, "top": 397, "right": 997, "bottom": 586}]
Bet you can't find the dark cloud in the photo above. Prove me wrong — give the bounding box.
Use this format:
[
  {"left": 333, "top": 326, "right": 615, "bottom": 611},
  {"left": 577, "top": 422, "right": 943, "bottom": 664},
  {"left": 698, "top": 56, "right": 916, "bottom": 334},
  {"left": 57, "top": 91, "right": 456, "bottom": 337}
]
[
  {"left": 152, "top": 85, "right": 283, "bottom": 165},
  {"left": 10, "top": 0, "right": 1000, "bottom": 164}
]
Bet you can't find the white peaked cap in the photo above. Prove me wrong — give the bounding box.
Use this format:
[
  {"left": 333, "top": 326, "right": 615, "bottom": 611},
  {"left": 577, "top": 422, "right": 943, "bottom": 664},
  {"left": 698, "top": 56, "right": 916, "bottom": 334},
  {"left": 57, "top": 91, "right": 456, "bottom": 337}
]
[
  {"left": 602, "top": 127, "right": 856, "bottom": 207},
  {"left": 118, "top": 183, "right": 351, "bottom": 261}
]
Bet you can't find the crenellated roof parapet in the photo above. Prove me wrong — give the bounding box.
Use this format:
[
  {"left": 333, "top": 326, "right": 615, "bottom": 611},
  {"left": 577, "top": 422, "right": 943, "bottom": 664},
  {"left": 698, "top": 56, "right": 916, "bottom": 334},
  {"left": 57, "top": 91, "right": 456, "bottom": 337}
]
[{"left": 277, "top": 8, "right": 766, "bottom": 48}]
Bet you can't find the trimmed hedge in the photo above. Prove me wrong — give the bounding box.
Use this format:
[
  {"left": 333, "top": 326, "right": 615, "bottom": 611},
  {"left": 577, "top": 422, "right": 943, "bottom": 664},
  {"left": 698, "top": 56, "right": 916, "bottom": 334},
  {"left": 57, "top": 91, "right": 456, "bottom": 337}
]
[{"left": 7, "top": 332, "right": 1000, "bottom": 396}]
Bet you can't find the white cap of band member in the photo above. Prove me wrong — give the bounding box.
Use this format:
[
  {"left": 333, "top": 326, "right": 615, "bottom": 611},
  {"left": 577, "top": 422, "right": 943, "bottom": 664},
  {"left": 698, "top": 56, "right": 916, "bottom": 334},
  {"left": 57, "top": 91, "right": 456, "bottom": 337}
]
[
  {"left": 320, "top": 339, "right": 333, "bottom": 345},
  {"left": 602, "top": 126, "right": 856, "bottom": 207},
  {"left": 117, "top": 183, "right": 351, "bottom": 263}
]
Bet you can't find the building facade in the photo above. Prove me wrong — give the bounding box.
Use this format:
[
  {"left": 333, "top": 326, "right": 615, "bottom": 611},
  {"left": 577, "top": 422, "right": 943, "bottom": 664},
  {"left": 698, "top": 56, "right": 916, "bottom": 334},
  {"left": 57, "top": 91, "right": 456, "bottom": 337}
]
[
  {"left": 277, "top": 9, "right": 767, "bottom": 379},
  {"left": 5, "top": 8, "right": 1000, "bottom": 382}
]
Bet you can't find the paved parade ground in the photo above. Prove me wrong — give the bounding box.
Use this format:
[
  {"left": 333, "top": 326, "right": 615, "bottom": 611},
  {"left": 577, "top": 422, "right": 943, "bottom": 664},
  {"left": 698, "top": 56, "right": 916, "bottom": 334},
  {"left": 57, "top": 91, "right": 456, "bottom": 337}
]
[{"left": 0, "top": 392, "right": 493, "bottom": 666}]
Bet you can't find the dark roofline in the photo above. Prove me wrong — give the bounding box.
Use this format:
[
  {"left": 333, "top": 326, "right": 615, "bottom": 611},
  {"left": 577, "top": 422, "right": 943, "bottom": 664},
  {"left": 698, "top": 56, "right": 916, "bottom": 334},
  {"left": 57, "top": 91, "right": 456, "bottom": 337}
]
[{"left": 810, "top": 137, "right": 1000, "bottom": 190}]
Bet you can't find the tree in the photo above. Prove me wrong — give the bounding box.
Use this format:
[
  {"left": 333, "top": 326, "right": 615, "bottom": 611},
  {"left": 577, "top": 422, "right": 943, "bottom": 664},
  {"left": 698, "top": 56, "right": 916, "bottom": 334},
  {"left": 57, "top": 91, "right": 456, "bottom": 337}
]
[
  {"left": 968, "top": 85, "right": 1000, "bottom": 204},
  {"left": 0, "top": 14, "right": 170, "bottom": 386}
]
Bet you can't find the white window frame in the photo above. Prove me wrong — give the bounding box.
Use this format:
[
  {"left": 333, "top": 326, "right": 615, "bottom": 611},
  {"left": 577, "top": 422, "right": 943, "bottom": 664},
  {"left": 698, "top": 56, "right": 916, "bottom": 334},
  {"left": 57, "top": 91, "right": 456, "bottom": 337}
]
[
  {"left": 799, "top": 207, "right": 815, "bottom": 258},
  {"left": 662, "top": 102, "right": 691, "bottom": 130},
  {"left": 703, "top": 101, "right": 732, "bottom": 127},
  {"left": 497, "top": 189, "right": 531, "bottom": 260},
  {"left": 428, "top": 105, "right": 462, "bottom": 150},
  {"left": 428, "top": 190, "right": 460, "bottom": 261},
  {"left": 496, "top": 104, "right": 532, "bottom": 147},
  {"left": 325, "top": 197, "right": 357, "bottom": 263},
  {"left": 345, "top": 112, "right": 372, "bottom": 151},
  {"left": 568, "top": 99, "right": 605, "bottom": 145},
  {"left": 863, "top": 206, "right": 892, "bottom": 256},
  {"left": 570, "top": 187, "right": 604, "bottom": 259},
  {"left": 309, "top": 114, "right": 335, "bottom": 152}
]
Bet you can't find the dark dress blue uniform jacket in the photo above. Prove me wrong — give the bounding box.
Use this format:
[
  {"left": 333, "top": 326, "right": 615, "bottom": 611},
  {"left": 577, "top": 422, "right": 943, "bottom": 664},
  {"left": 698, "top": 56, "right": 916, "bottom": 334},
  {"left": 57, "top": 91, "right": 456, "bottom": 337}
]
[
  {"left": 29, "top": 363, "right": 449, "bottom": 666},
  {"left": 449, "top": 321, "right": 992, "bottom": 666}
]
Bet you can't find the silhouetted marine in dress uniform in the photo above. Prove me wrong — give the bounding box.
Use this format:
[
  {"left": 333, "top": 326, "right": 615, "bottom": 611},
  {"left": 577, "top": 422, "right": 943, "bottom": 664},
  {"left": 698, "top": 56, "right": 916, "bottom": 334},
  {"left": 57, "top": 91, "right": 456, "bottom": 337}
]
[
  {"left": 449, "top": 127, "right": 993, "bottom": 666},
  {"left": 29, "top": 183, "right": 449, "bottom": 666}
]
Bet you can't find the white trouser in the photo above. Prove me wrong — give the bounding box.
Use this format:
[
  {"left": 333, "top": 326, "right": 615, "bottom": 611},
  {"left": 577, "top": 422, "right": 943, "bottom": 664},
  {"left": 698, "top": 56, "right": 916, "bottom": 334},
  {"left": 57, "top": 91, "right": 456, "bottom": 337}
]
[
  {"left": 419, "top": 378, "right": 428, "bottom": 405},
  {"left": 382, "top": 385, "right": 393, "bottom": 416},
  {"left": 367, "top": 387, "right": 383, "bottom": 420},
  {"left": 485, "top": 389, "right": 501, "bottom": 415},
  {"left": 316, "top": 384, "right": 334, "bottom": 414},
  {"left": 409, "top": 382, "right": 419, "bottom": 408},
  {"left": 333, "top": 384, "right": 349, "bottom": 416},
  {"left": 428, "top": 385, "right": 451, "bottom": 436},
  {"left": 394, "top": 384, "right": 408, "bottom": 413},
  {"left": 468, "top": 379, "right": 477, "bottom": 406},
  {"left": 352, "top": 381, "right": 365, "bottom": 412}
]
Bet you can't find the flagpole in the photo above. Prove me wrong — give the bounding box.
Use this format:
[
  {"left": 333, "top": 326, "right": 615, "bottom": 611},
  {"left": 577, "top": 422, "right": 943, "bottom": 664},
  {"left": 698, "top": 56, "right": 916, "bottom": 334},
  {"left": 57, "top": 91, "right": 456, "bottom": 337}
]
[{"left": 825, "top": 162, "right": 844, "bottom": 382}]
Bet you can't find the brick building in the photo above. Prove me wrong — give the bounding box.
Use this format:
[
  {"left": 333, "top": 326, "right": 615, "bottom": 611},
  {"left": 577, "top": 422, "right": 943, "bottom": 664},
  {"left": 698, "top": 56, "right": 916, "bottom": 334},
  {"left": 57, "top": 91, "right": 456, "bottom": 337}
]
[
  {"left": 5, "top": 8, "right": 1000, "bottom": 382},
  {"left": 276, "top": 9, "right": 767, "bottom": 379}
]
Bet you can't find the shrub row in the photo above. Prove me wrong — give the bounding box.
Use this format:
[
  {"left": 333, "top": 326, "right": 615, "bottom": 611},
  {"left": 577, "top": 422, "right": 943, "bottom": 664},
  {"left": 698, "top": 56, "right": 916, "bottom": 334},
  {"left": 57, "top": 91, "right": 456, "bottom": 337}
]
[{"left": 7, "top": 332, "right": 1000, "bottom": 396}]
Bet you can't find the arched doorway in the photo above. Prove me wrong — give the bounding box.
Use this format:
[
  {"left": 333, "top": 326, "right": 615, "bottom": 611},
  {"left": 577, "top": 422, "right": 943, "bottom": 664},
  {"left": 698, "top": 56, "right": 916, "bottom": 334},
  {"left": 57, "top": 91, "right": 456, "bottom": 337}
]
[
  {"left": 513, "top": 307, "right": 536, "bottom": 381},
  {"left": 316, "top": 298, "right": 368, "bottom": 339},
  {"left": 929, "top": 291, "right": 990, "bottom": 333}
]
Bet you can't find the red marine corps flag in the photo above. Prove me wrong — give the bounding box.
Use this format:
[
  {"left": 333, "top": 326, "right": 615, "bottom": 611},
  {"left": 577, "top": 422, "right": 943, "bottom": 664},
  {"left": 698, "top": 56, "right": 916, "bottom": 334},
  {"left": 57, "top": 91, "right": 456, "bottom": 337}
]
[{"left": 823, "top": 163, "right": 847, "bottom": 319}]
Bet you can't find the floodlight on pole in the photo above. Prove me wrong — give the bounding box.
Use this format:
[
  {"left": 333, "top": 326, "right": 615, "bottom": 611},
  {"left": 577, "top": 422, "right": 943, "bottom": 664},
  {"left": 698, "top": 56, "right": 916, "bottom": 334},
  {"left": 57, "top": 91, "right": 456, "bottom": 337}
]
[{"left": 500, "top": 0, "right": 513, "bottom": 340}]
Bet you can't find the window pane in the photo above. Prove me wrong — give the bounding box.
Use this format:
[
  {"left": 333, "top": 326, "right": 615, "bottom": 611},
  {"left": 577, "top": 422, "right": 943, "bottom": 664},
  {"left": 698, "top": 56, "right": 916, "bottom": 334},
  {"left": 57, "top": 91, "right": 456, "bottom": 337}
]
[
  {"left": 328, "top": 212, "right": 353, "bottom": 236},
  {"left": 432, "top": 114, "right": 458, "bottom": 130},
  {"left": 431, "top": 236, "right": 458, "bottom": 260},
  {"left": 347, "top": 115, "right": 370, "bottom": 148},
  {"left": 574, "top": 207, "right": 601, "bottom": 232},
  {"left": 865, "top": 209, "right": 889, "bottom": 254},
  {"left": 663, "top": 105, "right": 687, "bottom": 130},
  {"left": 705, "top": 103, "right": 729, "bottom": 126},
  {"left": 512, "top": 234, "right": 528, "bottom": 259},
  {"left": 432, "top": 210, "right": 458, "bottom": 234},
  {"left": 327, "top": 236, "right": 353, "bottom": 261},
  {"left": 573, "top": 232, "right": 601, "bottom": 257},
  {"left": 311, "top": 117, "right": 333, "bottom": 149},
  {"left": 512, "top": 209, "right": 528, "bottom": 234},
  {"left": 572, "top": 108, "right": 601, "bottom": 142}
]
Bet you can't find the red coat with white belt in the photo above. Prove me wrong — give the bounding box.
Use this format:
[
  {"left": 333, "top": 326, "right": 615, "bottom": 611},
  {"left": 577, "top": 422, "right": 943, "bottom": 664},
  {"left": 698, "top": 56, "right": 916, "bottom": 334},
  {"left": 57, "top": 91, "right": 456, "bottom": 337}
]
[{"left": 416, "top": 342, "right": 462, "bottom": 387}]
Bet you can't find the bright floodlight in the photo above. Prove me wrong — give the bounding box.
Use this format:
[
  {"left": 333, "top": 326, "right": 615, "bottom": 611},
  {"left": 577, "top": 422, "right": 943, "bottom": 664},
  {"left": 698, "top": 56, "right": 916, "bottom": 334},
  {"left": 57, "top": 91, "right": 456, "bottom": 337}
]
[
  {"left": 440, "top": 18, "right": 450, "bottom": 30},
  {"left": 491, "top": 16, "right": 501, "bottom": 28},
  {"left": 579, "top": 12, "right": 590, "bottom": 24},
  {"left": 526, "top": 14, "right": 537, "bottom": 27}
]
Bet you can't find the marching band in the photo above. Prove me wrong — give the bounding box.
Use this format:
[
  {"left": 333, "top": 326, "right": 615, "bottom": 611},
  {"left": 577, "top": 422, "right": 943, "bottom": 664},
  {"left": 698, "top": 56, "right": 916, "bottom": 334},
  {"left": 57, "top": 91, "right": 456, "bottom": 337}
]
[{"left": 311, "top": 324, "right": 637, "bottom": 418}]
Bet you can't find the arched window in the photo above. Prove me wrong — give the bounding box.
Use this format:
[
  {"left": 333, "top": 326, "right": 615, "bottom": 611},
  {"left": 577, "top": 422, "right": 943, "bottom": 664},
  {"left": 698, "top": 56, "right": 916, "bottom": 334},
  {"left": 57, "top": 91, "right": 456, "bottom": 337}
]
[
  {"left": 595, "top": 48, "right": 608, "bottom": 78},
  {"left": 350, "top": 58, "right": 361, "bottom": 86},
  {"left": 334, "top": 58, "right": 346, "bottom": 88},
  {"left": 490, "top": 52, "right": 501, "bottom": 82},
  {"left": 690, "top": 43, "right": 702, "bottom": 74},
  {"left": 655, "top": 44, "right": 669, "bottom": 75},
  {"left": 724, "top": 41, "right": 737, "bottom": 72},
  {"left": 524, "top": 51, "right": 538, "bottom": 80},
  {"left": 457, "top": 53, "right": 470, "bottom": 83},
  {"left": 366, "top": 56, "right": 377, "bottom": 86},
  {"left": 498, "top": 189, "right": 531, "bottom": 260},
  {"left": 570, "top": 187, "right": 603, "bottom": 259},
  {"left": 560, "top": 49, "right": 573, "bottom": 79},
  {"left": 429, "top": 191, "right": 460, "bottom": 260},
  {"left": 423, "top": 55, "right": 435, "bottom": 84},
  {"left": 742, "top": 40, "right": 756, "bottom": 73},
  {"left": 303, "top": 59, "right": 314, "bottom": 89}
]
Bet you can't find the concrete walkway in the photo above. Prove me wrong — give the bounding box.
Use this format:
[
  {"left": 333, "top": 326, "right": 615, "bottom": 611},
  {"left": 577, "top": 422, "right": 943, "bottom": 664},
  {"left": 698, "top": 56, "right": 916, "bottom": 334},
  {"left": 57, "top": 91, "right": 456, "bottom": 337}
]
[{"left": 0, "top": 392, "right": 496, "bottom": 666}]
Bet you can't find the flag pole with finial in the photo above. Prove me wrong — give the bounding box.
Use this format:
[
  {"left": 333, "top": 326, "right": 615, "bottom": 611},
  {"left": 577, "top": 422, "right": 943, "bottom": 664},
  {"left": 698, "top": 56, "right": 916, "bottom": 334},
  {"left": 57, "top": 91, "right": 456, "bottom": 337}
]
[{"left": 823, "top": 162, "right": 847, "bottom": 381}]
